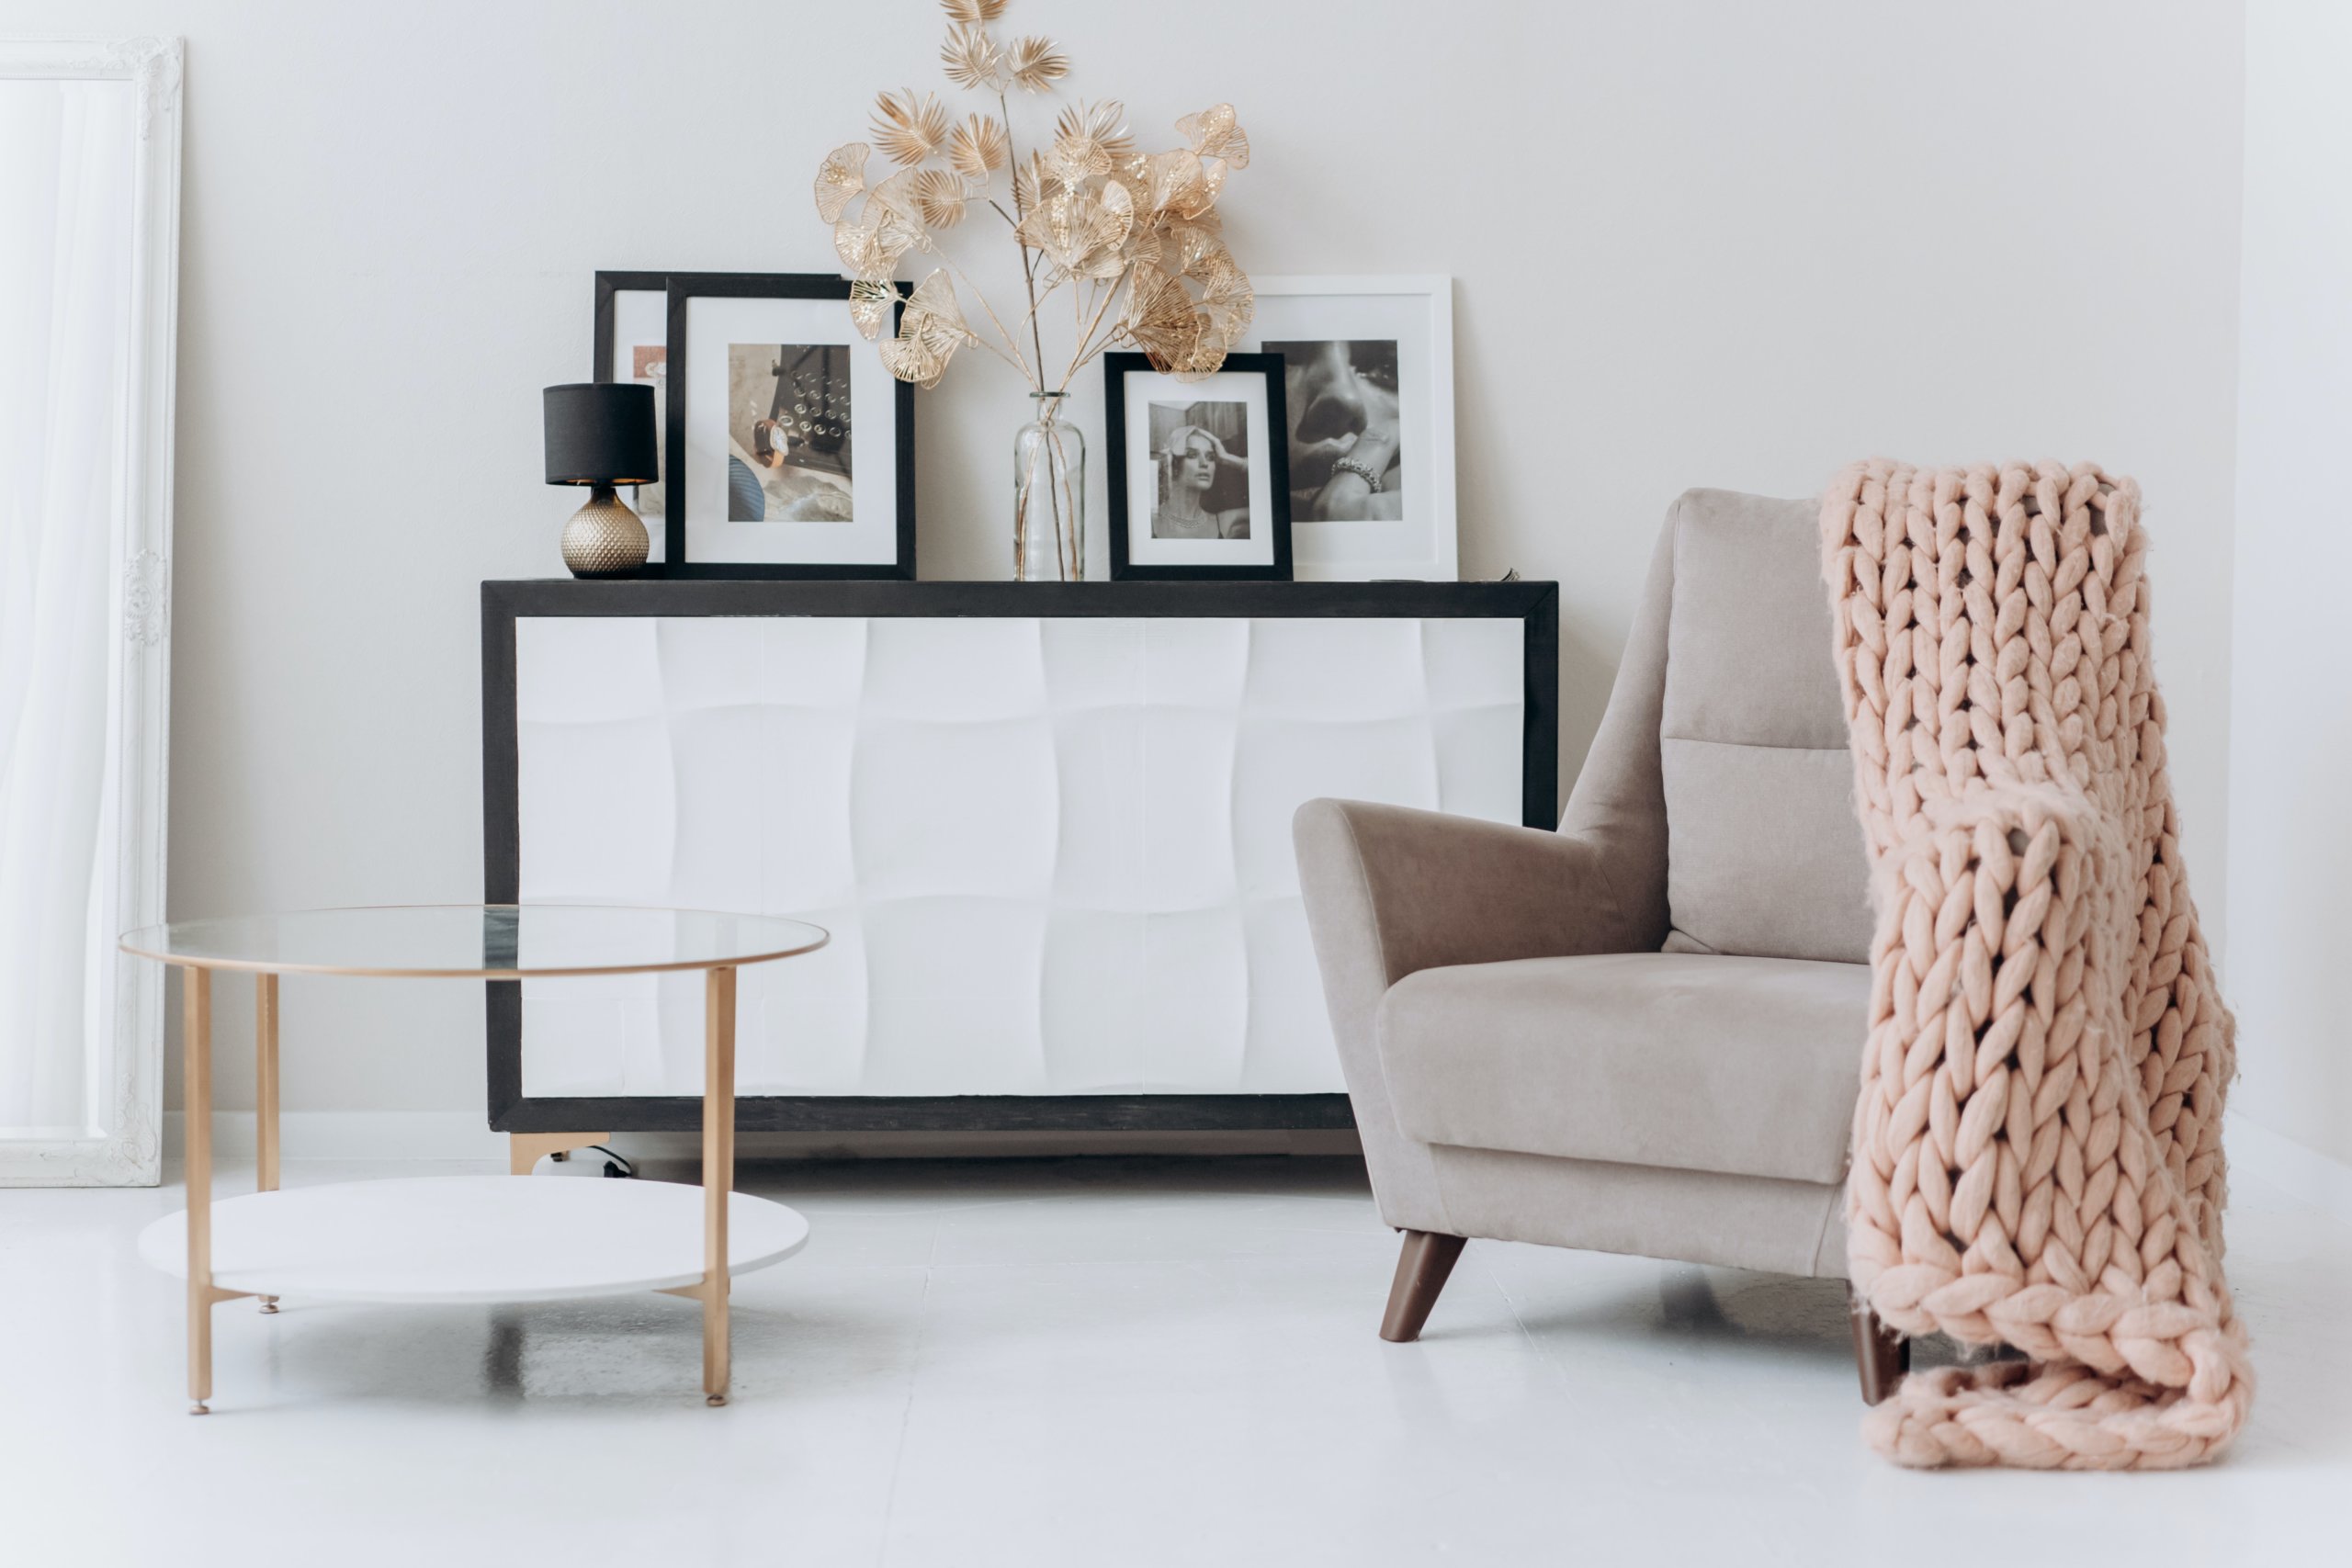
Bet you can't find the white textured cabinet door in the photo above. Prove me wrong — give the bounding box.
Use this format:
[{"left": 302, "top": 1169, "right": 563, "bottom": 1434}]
[{"left": 513, "top": 615, "right": 1524, "bottom": 1099}]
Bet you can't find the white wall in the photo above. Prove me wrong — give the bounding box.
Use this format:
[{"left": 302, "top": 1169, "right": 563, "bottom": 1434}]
[
  {"left": 13, "top": 0, "right": 2245, "bottom": 1117},
  {"left": 2225, "top": 0, "right": 2352, "bottom": 1168}
]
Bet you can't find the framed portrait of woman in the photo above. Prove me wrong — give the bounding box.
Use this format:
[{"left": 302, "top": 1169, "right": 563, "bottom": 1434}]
[
  {"left": 662, "top": 273, "right": 915, "bottom": 578},
  {"left": 1238, "top": 276, "right": 1457, "bottom": 581},
  {"left": 1103, "top": 351, "right": 1293, "bottom": 581}
]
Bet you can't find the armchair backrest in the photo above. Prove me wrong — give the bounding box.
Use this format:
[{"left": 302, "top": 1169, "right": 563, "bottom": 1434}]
[{"left": 1561, "top": 489, "right": 1872, "bottom": 964}]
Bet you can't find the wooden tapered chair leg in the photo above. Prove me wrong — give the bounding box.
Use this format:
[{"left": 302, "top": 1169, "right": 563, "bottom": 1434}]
[
  {"left": 1380, "top": 1231, "right": 1467, "bottom": 1343},
  {"left": 1849, "top": 1285, "right": 1908, "bottom": 1404}
]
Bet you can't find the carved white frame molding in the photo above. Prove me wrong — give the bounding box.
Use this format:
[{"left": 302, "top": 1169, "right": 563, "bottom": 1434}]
[{"left": 0, "top": 37, "right": 183, "bottom": 1185}]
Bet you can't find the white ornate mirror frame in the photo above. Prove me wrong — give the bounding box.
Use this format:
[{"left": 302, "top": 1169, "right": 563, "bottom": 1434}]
[{"left": 0, "top": 37, "right": 183, "bottom": 1185}]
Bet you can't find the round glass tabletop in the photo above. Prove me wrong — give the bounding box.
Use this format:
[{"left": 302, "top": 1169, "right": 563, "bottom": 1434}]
[{"left": 119, "top": 904, "right": 830, "bottom": 978}]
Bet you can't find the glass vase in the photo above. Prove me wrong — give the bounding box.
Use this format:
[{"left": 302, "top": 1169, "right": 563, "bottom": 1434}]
[{"left": 1013, "top": 390, "right": 1085, "bottom": 582}]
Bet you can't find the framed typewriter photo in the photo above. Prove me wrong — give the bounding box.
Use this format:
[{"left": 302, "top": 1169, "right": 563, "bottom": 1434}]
[{"left": 662, "top": 273, "right": 915, "bottom": 579}]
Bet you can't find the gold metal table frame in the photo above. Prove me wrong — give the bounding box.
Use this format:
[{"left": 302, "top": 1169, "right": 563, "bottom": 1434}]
[{"left": 122, "top": 905, "right": 827, "bottom": 1414}]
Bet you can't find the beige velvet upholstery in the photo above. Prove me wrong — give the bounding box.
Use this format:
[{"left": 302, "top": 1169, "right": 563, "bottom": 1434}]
[
  {"left": 1659, "top": 490, "right": 1871, "bottom": 962},
  {"left": 1378, "top": 952, "right": 1867, "bottom": 1185},
  {"left": 1425, "top": 1146, "right": 1848, "bottom": 1279},
  {"left": 1294, "top": 488, "right": 1872, "bottom": 1280}
]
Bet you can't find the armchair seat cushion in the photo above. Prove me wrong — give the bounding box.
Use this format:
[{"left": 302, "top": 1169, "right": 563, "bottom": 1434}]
[{"left": 1374, "top": 951, "right": 1868, "bottom": 1185}]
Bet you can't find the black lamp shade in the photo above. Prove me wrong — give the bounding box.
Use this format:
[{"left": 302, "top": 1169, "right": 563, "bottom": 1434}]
[{"left": 543, "top": 382, "right": 659, "bottom": 486}]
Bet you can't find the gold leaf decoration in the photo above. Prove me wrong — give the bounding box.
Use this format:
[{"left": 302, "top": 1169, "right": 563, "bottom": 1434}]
[
  {"left": 1016, "top": 180, "right": 1133, "bottom": 281},
  {"left": 1194, "top": 248, "right": 1253, "bottom": 343},
  {"left": 870, "top": 89, "right": 950, "bottom": 166},
  {"left": 1077, "top": 179, "right": 1135, "bottom": 278},
  {"left": 1180, "top": 152, "right": 1229, "bottom": 219},
  {"left": 940, "top": 0, "right": 1007, "bottom": 21},
  {"left": 876, "top": 337, "right": 940, "bottom": 388},
  {"left": 911, "top": 167, "right": 972, "bottom": 229},
  {"left": 1122, "top": 266, "right": 1200, "bottom": 374},
  {"left": 1012, "top": 150, "right": 1051, "bottom": 215},
  {"left": 1185, "top": 233, "right": 1250, "bottom": 374},
  {"left": 865, "top": 170, "right": 909, "bottom": 214},
  {"left": 1055, "top": 99, "right": 1135, "bottom": 162},
  {"left": 1137, "top": 149, "right": 1224, "bottom": 220},
  {"left": 1043, "top": 131, "right": 1111, "bottom": 188},
  {"left": 849, "top": 277, "right": 899, "bottom": 341},
  {"left": 1005, "top": 36, "right": 1069, "bottom": 92},
  {"left": 878, "top": 270, "right": 979, "bottom": 388},
  {"left": 1174, "top": 104, "right": 1250, "bottom": 169},
  {"left": 867, "top": 170, "right": 930, "bottom": 249},
  {"left": 1123, "top": 227, "right": 1164, "bottom": 276},
  {"left": 940, "top": 24, "right": 1004, "bottom": 90},
  {"left": 1163, "top": 222, "right": 1225, "bottom": 278},
  {"left": 947, "top": 114, "right": 1009, "bottom": 180},
  {"left": 814, "top": 141, "right": 870, "bottom": 224},
  {"left": 904, "top": 269, "right": 976, "bottom": 346},
  {"left": 834, "top": 174, "right": 925, "bottom": 280},
  {"left": 1183, "top": 326, "right": 1236, "bottom": 378},
  {"left": 833, "top": 212, "right": 896, "bottom": 282}
]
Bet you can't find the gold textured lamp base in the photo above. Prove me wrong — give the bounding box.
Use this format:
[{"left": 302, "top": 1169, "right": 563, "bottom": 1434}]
[{"left": 561, "top": 486, "right": 650, "bottom": 577}]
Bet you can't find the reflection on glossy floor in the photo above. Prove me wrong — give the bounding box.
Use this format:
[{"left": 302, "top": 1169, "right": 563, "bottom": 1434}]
[{"left": 6, "top": 1154, "right": 2347, "bottom": 1566}]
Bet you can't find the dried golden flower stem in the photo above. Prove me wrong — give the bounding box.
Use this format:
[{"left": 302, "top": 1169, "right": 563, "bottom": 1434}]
[
  {"left": 1000, "top": 86, "right": 1051, "bottom": 391},
  {"left": 929, "top": 250, "right": 1033, "bottom": 376},
  {"left": 814, "top": 0, "right": 1252, "bottom": 393}
]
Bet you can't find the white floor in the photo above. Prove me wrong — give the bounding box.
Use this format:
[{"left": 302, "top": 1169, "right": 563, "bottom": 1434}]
[{"left": 5, "top": 1154, "right": 2347, "bottom": 1567}]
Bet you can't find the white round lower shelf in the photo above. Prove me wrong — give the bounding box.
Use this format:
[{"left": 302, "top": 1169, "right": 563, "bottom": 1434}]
[{"left": 137, "top": 1176, "right": 809, "bottom": 1304}]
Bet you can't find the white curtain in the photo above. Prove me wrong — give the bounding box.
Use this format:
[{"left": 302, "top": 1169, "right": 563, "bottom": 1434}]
[{"left": 0, "top": 79, "right": 135, "bottom": 1133}]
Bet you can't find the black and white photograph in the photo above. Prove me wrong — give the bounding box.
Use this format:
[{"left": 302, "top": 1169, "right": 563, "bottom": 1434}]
[
  {"left": 1148, "top": 400, "right": 1252, "bottom": 540},
  {"left": 665, "top": 273, "right": 913, "bottom": 577},
  {"left": 1245, "top": 276, "right": 1457, "bottom": 580},
  {"left": 1104, "top": 351, "right": 1291, "bottom": 581},
  {"left": 727, "top": 343, "right": 853, "bottom": 523},
  {"left": 1262, "top": 339, "right": 1402, "bottom": 524}
]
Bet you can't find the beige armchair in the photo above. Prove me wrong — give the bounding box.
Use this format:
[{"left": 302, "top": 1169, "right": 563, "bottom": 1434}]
[{"left": 1295, "top": 488, "right": 1907, "bottom": 1399}]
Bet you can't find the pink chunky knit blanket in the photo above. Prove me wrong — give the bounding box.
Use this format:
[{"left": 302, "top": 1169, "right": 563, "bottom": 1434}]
[{"left": 1819, "top": 461, "right": 2250, "bottom": 1469}]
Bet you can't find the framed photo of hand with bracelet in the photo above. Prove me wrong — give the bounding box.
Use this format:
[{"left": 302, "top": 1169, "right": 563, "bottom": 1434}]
[{"left": 1241, "top": 276, "right": 1458, "bottom": 581}]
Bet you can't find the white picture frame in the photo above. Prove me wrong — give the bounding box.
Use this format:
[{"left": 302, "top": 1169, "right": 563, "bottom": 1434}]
[
  {"left": 0, "top": 37, "right": 183, "bottom": 1186},
  {"left": 1240, "top": 275, "right": 1458, "bottom": 581}
]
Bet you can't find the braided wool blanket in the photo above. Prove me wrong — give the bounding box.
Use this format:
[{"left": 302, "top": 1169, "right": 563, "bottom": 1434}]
[{"left": 1819, "top": 460, "right": 2250, "bottom": 1469}]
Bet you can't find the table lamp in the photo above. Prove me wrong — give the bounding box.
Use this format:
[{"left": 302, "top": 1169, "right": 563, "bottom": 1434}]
[{"left": 543, "top": 382, "right": 659, "bottom": 576}]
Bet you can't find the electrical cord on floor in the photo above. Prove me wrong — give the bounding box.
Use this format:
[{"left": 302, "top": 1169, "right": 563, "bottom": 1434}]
[{"left": 543, "top": 1144, "right": 634, "bottom": 1177}]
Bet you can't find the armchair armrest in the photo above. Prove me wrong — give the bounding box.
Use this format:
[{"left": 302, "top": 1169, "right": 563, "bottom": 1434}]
[
  {"left": 1294, "top": 799, "right": 1641, "bottom": 991},
  {"left": 1292, "top": 798, "right": 1650, "bottom": 1236}
]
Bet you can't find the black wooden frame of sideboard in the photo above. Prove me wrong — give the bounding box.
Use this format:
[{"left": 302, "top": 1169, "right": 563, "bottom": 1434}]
[{"left": 480, "top": 578, "right": 1561, "bottom": 1134}]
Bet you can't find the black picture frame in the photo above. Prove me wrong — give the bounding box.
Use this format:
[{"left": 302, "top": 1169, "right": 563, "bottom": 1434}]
[
  {"left": 590, "top": 269, "right": 666, "bottom": 386},
  {"left": 590, "top": 271, "right": 672, "bottom": 564},
  {"left": 662, "top": 272, "right": 915, "bottom": 581},
  {"left": 479, "top": 576, "right": 1560, "bottom": 1135},
  {"left": 1103, "top": 351, "right": 1293, "bottom": 581}
]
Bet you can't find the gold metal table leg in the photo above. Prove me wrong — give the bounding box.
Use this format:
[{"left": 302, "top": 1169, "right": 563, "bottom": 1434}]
[
  {"left": 184, "top": 965, "right": 213, "bottom": 1413},
  {"left": 255, "top": 972, "right": 280, "bottom": 1314},
  {"left": 702, "top": 965, "right": 736, "bottom": 1405}
]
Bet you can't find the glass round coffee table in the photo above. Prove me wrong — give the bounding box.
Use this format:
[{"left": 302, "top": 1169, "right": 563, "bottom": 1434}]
[{"left": 119, "top": 904, "right": 829, "bottom": 1413}]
